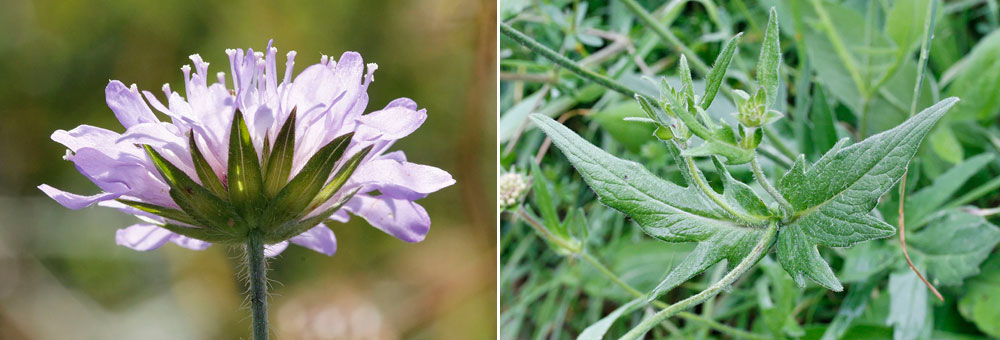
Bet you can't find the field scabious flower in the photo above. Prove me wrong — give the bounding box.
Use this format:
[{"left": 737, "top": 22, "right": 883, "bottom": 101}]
[{"left": 39, "top": 41, "right": 455, "bottom": 257}]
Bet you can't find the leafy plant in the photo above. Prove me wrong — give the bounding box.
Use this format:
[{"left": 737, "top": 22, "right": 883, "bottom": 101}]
[{"left": 500, "top": 1, "right": 1000, "bottom": 339}]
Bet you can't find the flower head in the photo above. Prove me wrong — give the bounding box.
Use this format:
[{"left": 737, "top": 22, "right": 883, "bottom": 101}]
[
  {"left": 498, "top": 170, "right": 530, "bottom": 210},
  {"left": 39, "top": 40, "right": 455, "bottom": 256}
]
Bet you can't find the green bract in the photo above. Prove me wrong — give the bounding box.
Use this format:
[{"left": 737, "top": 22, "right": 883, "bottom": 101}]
[{"left": 120, "top": 109, "right": 366, "bottom": 245}]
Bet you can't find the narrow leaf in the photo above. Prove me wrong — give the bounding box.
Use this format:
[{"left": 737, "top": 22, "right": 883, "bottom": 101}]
[
  {"left": 143, "top": 145, "right": 241, "bottom": 231},
  {"left": 701, "top": 32, "right": 742, "bottom": 109},
  {"left": 775, "top": 97, "right": 959, "bottom": 291},
  {"left": 263, "top": 108, "right": 297, "bottom": 198},
  {"left": 188, "top": 132, "right": 227, "bottom": 197},
  {"left": 758, "top": 7, "right": 781, "bottom": 109},
  {"left": 576, "top": 298, "right": 643, "bottom": 340},
  {"left": 227, "top": 110, "right": 265, "bottom": 224},
  {"left": 678, "top": 55, "right": 695, "bottom": 101},
  {"left": 531, "top": 162, "right": 566, "bottom": 238},
  {"left": 267, "top": 132, "right": 354, "bottom": 225}
]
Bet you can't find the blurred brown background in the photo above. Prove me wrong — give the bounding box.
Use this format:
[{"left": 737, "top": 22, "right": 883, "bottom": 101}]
[{"left": 0, "top": 0, "right": 496, "bottom": 339}]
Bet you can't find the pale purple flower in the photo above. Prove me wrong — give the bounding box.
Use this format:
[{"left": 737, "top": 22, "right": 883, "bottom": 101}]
[{"left": 39, "top": 41, "right": 455, "bottom": 256}]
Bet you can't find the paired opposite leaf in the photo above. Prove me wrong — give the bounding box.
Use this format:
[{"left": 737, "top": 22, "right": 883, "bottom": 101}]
[
  {"left": 775, "top": 97, "right": 959, "bottom": 291},
  {"left": 530, "top": 113, "right": 769, "bottom": 300}
]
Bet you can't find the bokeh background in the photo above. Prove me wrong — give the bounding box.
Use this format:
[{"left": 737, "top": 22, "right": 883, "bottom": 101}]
[{"left": 0, "top": 0, "right": 496, "bottom": 339}]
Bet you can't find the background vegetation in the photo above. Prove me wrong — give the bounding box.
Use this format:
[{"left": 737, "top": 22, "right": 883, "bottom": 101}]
[
  {"left": 500, "top": 0, "right": 1000, "bottom": 339},
  {"left": 0, "top": 0, "right": 496, "bottom": 339}
]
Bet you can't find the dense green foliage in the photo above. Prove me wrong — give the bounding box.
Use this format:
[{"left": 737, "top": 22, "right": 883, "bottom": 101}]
[{"left": 500, "top": 0, "right": 1000, "bottom": 339}]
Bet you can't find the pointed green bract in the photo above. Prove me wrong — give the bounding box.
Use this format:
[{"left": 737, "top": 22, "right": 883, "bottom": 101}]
[
  {"left": 701, "top": 33, "right": 742, "bottom": 109},
  {"left": 530, "top": 113, "right": 771, "bottom": 300},
  {"left": 263, "top": 108, "right": 297, "bottom": 198},
  {"left": 267, "top": 132, "right": 354, "bottom": 226},
  {"left": 188, "top": 132, "right": 227, "bottom": 197},
  {"left": 775, "top": 97, "right": 959, "bottom": 291},
  {"left": 758, "top": 7, "right": 781, "bottom": 109},
  {"left": 118, "top": 198, "right": 199, "bottom": 226},
  {"left": 265, "top": 187, "right": 360, "bottom": 243},
  {"left": 309, "top": 145, "right": 373, "bottom": 210},
  {"left": 227, "top": 110, "right": 265, "bottom": 226},
  {"left": 143, "top": 145, "right": 241, "bottom": 232},
  {"left": 678, "top": 55, "right": 695, "bottom": 101}
]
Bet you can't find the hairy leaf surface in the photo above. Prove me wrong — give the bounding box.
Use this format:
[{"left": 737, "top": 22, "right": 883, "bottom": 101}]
[
  {"left": 531, "top": 114, "right": 769, "bottom": 299},
  {"left": 776, "top": 98, "right": 958, "bottom": 291}
]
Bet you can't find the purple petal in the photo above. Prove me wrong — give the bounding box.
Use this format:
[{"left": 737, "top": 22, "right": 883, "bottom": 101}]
[
  {"left": 116, "top": 224, "right": 174, "bottom": 251},
  {"left": 51, "top": 125, "right": 122, "bottom": 153},
  {"left": 38, "top": 184, "right": 121, "bottom": 210},
  {"left": 290, "top": 224, "right": 338, "bottom": 256},
  {"left": 264, "top": 242, "right": 289, "bottom": 257},
  {"left": 357, "top": 103, "right": 427, "bottom": 140},
  {"left": 349, "top": 158, "right": 455, "bottom": 200},
  {"left": 170, "top": 235, "right": 212, "bottom": 250},
  {"left": 345, "top": 194, "right": 430, "bottom": 243},
  {"left": 106, "top": 81, "right": 159, "bottom": 128}
]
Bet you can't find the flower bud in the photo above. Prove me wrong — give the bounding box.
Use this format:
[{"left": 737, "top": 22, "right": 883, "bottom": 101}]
[{"left": 498, "top": 171, "right": 531, "bottom": 210}]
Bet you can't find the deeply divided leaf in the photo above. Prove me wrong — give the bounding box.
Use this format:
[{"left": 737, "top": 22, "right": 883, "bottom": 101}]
[{"left": 775, "top": 98, "right": 959, "bottom": 291}]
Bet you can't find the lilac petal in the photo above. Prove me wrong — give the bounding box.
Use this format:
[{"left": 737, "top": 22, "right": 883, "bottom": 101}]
[
  {"left": 170, "top": 235, "right": 212, "bottom": 250},
  {"left": 264, "top": 242, "right": 289, "bottom": 257},
  {"left": 116, "top": 224, "right": 174, "bottom": 251},
  {"left": 290, "top": 224, "right": 338, "bottom": 256},
  {"left": 106, "top": 81, "right": 159, "bottom": 128},
  {"left": 357, "top": 105, "right": 426, "bottom": 141},
  {"left": 38, "top": 184, "right": 121, "bottom": 210},
  {"left": 349, "top": 158, "right": 454, "bottom": 200},
  {"left": 287, "top": 64, "right": 340, "bottom": 119},
  {"left": 67, "top": 148, "right": 173, "bottom": 206},
  {"left": 51, "top": 125, "right": 122, "bottom": 153},
  {"left": 345, "top": 194, "right": 430, "bottom": 243}
]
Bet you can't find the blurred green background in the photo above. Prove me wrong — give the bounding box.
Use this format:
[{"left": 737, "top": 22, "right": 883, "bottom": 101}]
[{"left": 0, "top": 0, "right": 496, "bottom": 339}]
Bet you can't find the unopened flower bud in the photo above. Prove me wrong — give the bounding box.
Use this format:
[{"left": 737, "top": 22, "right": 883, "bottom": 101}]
[{"left": 498, "top": 171, "right": 531, "bottom": 210}]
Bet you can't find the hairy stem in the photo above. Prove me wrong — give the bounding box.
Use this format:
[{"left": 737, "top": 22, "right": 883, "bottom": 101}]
[
  {"left": 579, "top": 252, "right": 770, "bottom": 340},
  {"left": 516, "top": 206, "right": 578, "bottom": 252},
  {"left": 682, "top": 154, "right": 769, "bottom": 225},
  {"left": 750, "top": 157, "right": 794, "bottom": 217},
  {"left": 247, "top": 230, "right": 269, "bottom": 340},
  {"left": 618, "top": 223, "right": 779, "bottom": 340},
  {"left": 500, "top": 23, "right": 635, "bottom": 97}
]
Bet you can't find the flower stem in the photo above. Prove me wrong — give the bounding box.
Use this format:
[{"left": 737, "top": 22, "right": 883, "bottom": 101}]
[
  {"left": 499, "top": 22, "right": 635, "bottom": 97},
  {"left": 618, "top": 223, "right": 778, "bottom": 340},
  {"left": 750, "top": 156, "right": 794, "bottom": 217},
  {"left": 579, "top": 252, "right": 770, "bottom": 340},
  {"left": 682, "top": 154, "right": 769, "bottom": 226},
  {"left": 247, "top": 230, "right": 269, "bottom": 340}
]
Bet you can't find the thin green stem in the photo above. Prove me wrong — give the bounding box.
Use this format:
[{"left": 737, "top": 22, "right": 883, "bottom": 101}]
[
  {"left": 809, "top": 0, "right": 867, "bottom": 96},
  {"left": 909, "top": 0, "right": 939, "bottom": 118},
  {"left": 579, "top": 252, "right": 770, "bottom": 340},
  {"left": 516, "top": 206, "right": 579, "bottom": 252},
  {"left": 945, "top": 175, "right": 1000, "bottom": 209},
  {"left": 682, "top": 154, "right": 770, "bottom": 225},
  {"left": 500, "top": 22, "right": 634, "bottom": 97},
  {"left": 247, "top": 230, "right": 269, "bottom": 340},
  {"left": 750, "top": 157, "right": 794, "bottom": 217},
  {"left": 618, "top": 223, "right": 779, "bottom": 340},
  {"left": 762, "top": 127, "right": 796, "bottom": 161},
  {"left": 618, "top": 0, "right": 710, "bottom": 75}
]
